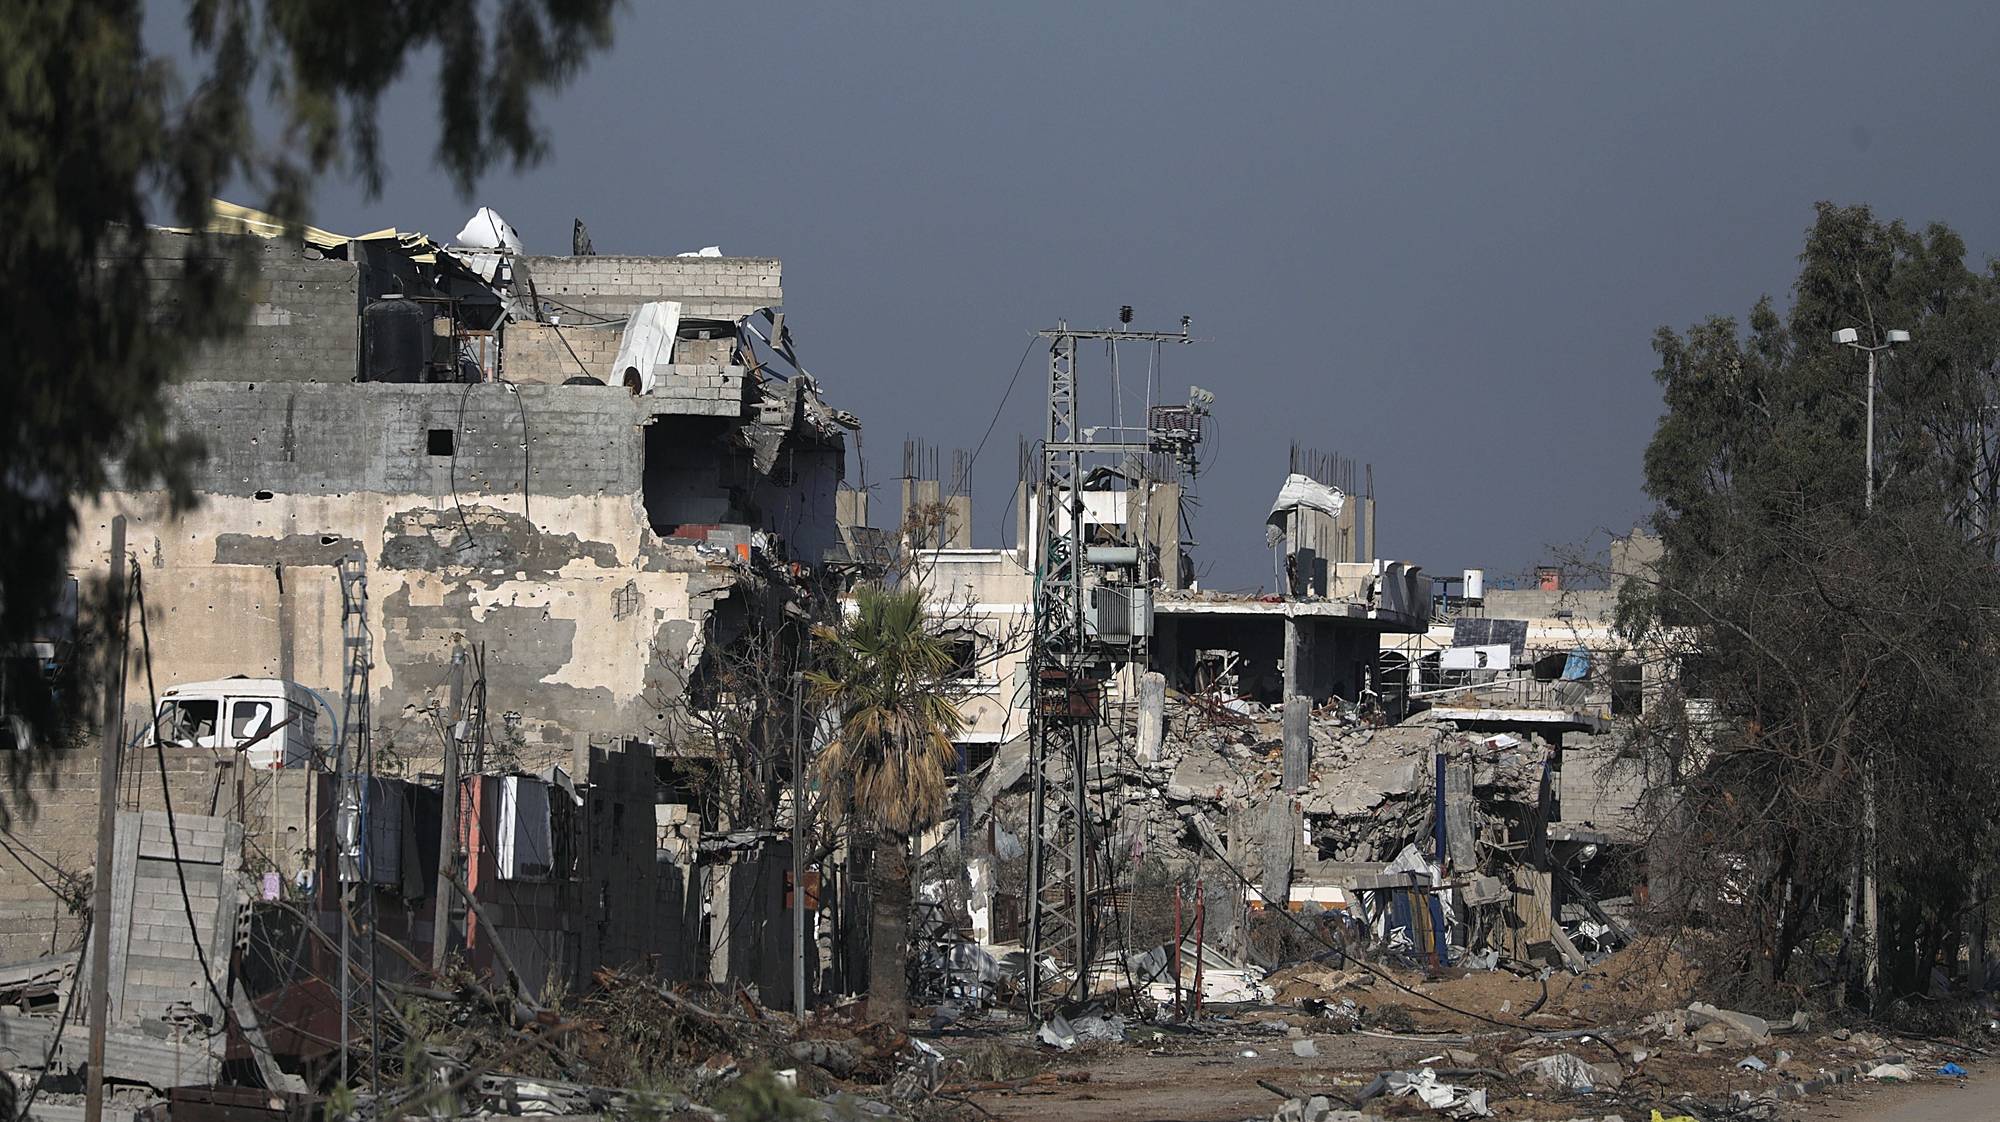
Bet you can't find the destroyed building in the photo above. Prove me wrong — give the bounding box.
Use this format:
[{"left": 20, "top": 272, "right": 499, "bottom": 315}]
[
  {"left": 0, "top": 203, "right": 875, "bottom": 1092},
  {"left": 895, "top": 427, "right": 1664, "bottom": 1009},
  {"left": 66, "top": 204, "right": 863, "bottom": 758},
  {"left": 907, "top": 446, "right": 1433, "bottom": 759}
]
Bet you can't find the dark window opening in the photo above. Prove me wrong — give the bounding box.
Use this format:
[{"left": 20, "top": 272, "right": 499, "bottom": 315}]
[
  {"left": 427, "top": 428, "right": 456, "bottom": 456},
  {"left": 551, "top": 793, "right": 578, "bottom": 878},
  {"left": 642, "top": 416, "right": 738, "bottom": 536},
  {"left": 944, "top": 636, "right": 979, "bottom": 679},
  {"left": 961, "top": 741, "right": 999, "bottom": 773},
  {"left": 1612, "top": 661, "right": 1645, "bottom": 716},
  {"left": 253, "top": 490, "right": 275, "bottom": 501}
]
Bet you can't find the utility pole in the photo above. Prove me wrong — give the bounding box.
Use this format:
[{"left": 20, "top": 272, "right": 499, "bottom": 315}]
[
  {"left": 85, "top": 516, "right": 126, "bottom": 1122},
  {"left": 333, "top": 556, "right": 374, "bottom": 1086},
  {"left": 431, "top": 645, "right": 468, "bottom": 973},
  {"left": 1024, "top": 318, "right": 1206, "bottom": 1014},
  {"left": 791, "top": 670, "right": 807, "bottom": 1018}
]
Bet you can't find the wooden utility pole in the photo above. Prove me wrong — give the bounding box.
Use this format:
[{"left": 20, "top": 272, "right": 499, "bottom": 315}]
[{"left": 86, "top": 516, "right": 127, "bottom": 1122}]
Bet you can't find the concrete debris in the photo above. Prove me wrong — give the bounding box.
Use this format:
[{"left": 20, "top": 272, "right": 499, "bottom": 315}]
[
  {"left": 1687, "top": 1002, "right": 1771, "bottom": 1044},
  {"left": 1272, "top": 1096, "right": 1368, "bottom": 1122}
]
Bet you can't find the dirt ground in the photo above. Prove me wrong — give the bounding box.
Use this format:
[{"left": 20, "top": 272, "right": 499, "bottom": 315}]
[
  {"left": 950, "top": 937, "right": 1992, "bottom": 1122},
  {"left": 959, "top": 1025, "right": 1985, "bottom": 1122},
  {"left": 959, "top": 1027, "right": 1446, "bottom": 1122}
]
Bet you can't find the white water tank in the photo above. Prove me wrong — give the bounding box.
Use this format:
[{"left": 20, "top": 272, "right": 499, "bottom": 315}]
[{"left": 1463, "top": 568, "right": 1485, "bottom": 601}]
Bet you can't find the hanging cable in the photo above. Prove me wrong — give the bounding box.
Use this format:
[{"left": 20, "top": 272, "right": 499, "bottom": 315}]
[
  {"left": 130, "top": 567, "right": 233, "bottom": 1037},
  {"left": 960, "top": 336, "right": 1040, "bottom": 499}
]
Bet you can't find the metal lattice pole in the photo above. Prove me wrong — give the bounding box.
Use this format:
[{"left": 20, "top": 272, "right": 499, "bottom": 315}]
[{"left": 1024, "top": 320, "right": 1205, "bottom": 1015}]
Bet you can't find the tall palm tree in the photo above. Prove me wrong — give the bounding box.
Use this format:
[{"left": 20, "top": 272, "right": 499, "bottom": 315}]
[{"left": 806, "top": 583, "right": 964, "bottom": 1026}]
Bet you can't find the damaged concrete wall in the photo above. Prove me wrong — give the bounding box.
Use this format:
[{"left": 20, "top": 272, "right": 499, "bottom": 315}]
[
  {"left": 72, "top": 381, "right": 761, "bottom": 758},
  {"left": 505, "top": 321, "right": 624, "bottom": 385},
  {"left": 148, "top": 234, "right": 361, "bottom": 385}
]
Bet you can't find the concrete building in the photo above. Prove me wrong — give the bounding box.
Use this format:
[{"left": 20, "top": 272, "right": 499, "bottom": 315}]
[
  {"left": 0, "top": 206, "right": 867, "bottom": 1068},
  {"left": 908, "top": 462, "right": 1433, "bottom": 766},
  {"left": 68, "top": 207, "right": 865, "bottom": 762}
]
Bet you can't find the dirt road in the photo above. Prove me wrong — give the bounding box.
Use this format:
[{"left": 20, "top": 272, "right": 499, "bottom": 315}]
[
  {"left": 962, "top": 1028, "right": 1440, "bottom": 1122},
  {"left": 1791, "top": 1062, "right": 1999, "bottom": 1122}
]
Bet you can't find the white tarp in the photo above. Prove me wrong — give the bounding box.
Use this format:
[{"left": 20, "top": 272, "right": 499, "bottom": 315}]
[
  {"left": 1265, "top": 473, "right": 1346, "bottom": 545},
  {"left": 455, "top": 206, "right": 523, "bottom": 253},
  {"left": 498, "top": 776, "right": 554, "bottom": 880},
  {"left": 611, "top": 301, "right": 682, "bottom": 393},
  {"left": 447, "top": 207, "right": 527, "bottom": 322},
  {"left": 1440, "top": 644, "right": 1512, "bottom": 671}
]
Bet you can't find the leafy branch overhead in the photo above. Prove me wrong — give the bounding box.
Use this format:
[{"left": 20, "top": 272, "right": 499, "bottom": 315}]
[{"left": 0, "top": 0, "right": 617, "bottom": 700}]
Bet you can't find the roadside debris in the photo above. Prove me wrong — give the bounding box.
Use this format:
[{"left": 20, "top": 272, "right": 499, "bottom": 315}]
[
  {"left": 1515, "top": 1051, "right": 1622, "bottom": 1091},
  {"left": 1369, "top": 1066, "right": 1493, "bottom": 1117}
]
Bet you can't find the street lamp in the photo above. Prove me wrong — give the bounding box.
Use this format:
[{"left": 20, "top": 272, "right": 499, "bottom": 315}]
[
  {"left": 1834, "top": 327, "right": 1911, "bottom": 511},
  {"left": 1832, "top": 326, "right": 1907, "bottom": 1011}
]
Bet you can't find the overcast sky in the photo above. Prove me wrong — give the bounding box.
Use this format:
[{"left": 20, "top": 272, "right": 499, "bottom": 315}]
[{"left": 174, "top": 2, "right": 2000, "bottom": 589}]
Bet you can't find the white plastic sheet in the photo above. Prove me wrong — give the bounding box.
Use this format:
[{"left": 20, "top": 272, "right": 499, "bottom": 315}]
[
  {"left": 1265, "top": 473, "right": 1346, "bottom": 545},
  {"left": 611, "top": 301, "right": 682, "bottom": 393},
  {"left": 1384, "top": 1068, "right": 1492, "bottom": 1117}
]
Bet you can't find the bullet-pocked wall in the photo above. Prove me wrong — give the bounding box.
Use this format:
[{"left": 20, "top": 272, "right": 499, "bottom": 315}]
[
  {"left": 71, "top": 381, "right": 756, "bottom": 764},
  {"left": 72, "top": 235, "right": 856, "bottom": 765}
]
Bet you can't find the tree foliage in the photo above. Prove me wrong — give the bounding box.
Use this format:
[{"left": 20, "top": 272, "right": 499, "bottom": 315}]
[
  {"left": 1625, "top": 202, "right": 2000, "bottom": 1002},
  {"left": 0, "top": 0, "right": 615, "bottom": 678},
  {"left": 808, "top": 583, "right": 966, "bottom": 837},
  {"left": 806, "top": 582, "right": 965, "bottom": 1025}
]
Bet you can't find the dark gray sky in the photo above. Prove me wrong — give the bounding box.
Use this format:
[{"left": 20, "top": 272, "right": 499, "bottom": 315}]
[{"left": 191, "top": 2, "right": 2000, "bottom": 589}]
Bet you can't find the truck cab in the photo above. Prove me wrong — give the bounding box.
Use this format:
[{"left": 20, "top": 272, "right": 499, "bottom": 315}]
[{"left": 152, "top": 678, "right": 322, "bottom": 769}]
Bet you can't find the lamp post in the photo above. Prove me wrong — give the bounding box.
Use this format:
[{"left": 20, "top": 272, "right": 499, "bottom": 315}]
[
  {"left": 1834, "top": 327, "right": 1910, "bottom": 511},
  {"left": 1833, "top": 325, "right": 1908, "bottom": 1008}
]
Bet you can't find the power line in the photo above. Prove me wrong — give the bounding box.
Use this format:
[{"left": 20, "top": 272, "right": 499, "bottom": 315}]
[{"left": 957, "top": 336, "right": 1040, "bottom": 500}]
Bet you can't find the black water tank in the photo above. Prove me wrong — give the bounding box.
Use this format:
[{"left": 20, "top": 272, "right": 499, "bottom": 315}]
[{"left": 362, "top": 296, "right": 427, "bottom": 383}]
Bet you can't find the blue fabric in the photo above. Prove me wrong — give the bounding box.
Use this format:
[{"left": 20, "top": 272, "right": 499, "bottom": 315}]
[{"left": 1561, "top": 647, "right": 1591, "bottom": 681}]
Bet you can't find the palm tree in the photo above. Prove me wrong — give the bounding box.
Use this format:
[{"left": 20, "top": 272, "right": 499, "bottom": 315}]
[{"left": 806, "top": 583, "right": 964, "bottom": 1026}]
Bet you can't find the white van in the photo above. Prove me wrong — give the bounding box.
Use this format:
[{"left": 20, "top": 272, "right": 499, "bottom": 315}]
[{"left": 152, "top": 678, "right": 323, "bottom": 769}]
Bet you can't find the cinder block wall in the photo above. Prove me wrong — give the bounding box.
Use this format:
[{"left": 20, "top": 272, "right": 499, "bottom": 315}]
[
  {"left": 0, "top": 748, "right": 302, "bottom": 962},
  {"left": 144, "top": 382, "right": 645, "bottom": 500},
  {"left": 506, "top": 322, "right": 625, "bottom": 385},
  {"left": 151, "top": 235, "right": 362, "bottom": 385},
  {"left": 526, "top": 256, "right": 781, "bottom": 322}
]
